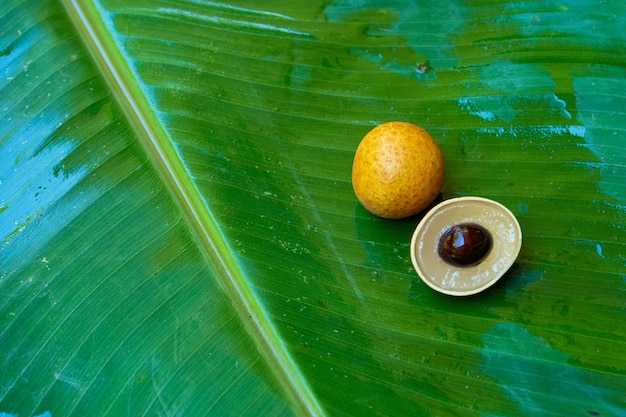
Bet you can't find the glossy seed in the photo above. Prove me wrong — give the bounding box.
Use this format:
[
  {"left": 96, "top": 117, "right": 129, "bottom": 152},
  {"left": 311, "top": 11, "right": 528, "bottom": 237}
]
[{"left": 438, "top": 223, "right": 492, "bottom": 267}]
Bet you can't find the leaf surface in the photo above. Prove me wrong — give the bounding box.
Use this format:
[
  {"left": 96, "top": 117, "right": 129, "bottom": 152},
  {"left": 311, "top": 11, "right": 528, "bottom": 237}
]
[{"left": 1, "top": 1, "right": 625, "bottom": 416}]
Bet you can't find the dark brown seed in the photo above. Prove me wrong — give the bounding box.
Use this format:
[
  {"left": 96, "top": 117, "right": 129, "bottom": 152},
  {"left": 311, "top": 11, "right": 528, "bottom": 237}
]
[{"left": 438, "top": 223, "right": 492, "bottom": 267}]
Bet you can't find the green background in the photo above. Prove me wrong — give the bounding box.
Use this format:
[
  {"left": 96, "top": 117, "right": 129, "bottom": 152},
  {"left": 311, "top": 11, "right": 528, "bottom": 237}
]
[{"left": 1, "top": 0, "right": 625, "bottom": 416}]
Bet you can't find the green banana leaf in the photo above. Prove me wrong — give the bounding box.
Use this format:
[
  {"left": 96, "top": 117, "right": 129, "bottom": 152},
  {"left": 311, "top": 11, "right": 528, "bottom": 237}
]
[{"left": 1, "top": 0, "right": 625, "bottom": 415}]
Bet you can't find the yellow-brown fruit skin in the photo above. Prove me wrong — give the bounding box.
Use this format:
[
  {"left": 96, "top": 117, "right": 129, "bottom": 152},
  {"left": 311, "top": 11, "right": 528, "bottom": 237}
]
[{"left": 352, "top": 122, "right": 445, "bottom": 219}]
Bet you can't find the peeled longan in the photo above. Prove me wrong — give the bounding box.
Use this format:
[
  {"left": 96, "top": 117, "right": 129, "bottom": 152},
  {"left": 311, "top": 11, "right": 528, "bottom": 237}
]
[{"left": 352, "top": 121, "right": 445, "bottom": 219}]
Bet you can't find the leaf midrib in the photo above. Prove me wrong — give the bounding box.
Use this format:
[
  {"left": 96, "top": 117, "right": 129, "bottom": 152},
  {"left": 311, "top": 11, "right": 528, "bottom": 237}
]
[{"left": 60, "top": 1, "right": 325, "bottom": 415}]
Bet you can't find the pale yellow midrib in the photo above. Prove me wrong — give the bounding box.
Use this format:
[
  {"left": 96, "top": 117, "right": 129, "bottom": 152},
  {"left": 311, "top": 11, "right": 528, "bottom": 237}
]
[{"left": 61, "top": 1, "right": 325, "bottom": 415}]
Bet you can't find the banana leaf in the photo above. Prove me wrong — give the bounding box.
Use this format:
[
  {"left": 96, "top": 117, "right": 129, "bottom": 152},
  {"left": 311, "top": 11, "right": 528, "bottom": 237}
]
[{"left": 1, "top": 0, "right": 625, "bottom": 416}]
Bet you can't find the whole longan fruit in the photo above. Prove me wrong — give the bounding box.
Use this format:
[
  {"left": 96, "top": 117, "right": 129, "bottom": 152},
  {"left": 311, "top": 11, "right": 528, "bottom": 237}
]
[{"left": 352, "top": 122, "right": 445, "bottom": 219}]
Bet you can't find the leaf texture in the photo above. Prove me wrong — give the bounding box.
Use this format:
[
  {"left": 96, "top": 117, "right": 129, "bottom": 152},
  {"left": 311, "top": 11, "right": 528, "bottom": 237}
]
[{"left": 1, "top": 1, "right": 626, "bottom": 416}]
